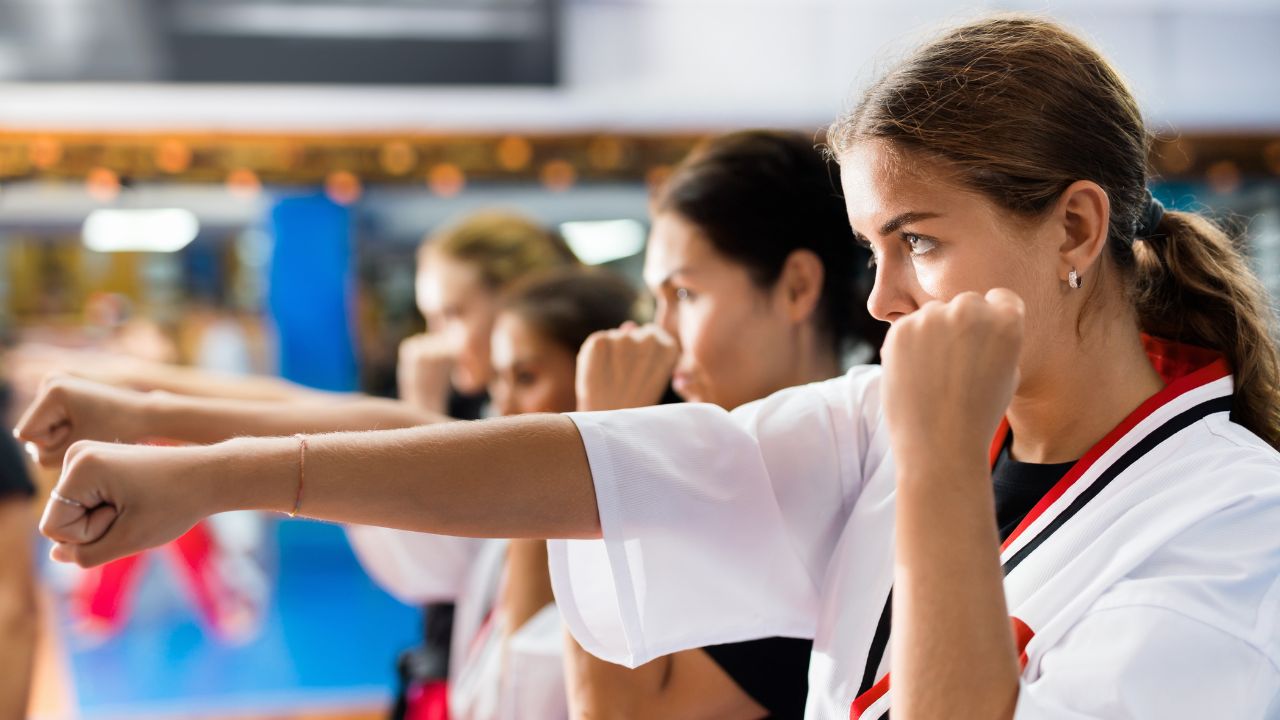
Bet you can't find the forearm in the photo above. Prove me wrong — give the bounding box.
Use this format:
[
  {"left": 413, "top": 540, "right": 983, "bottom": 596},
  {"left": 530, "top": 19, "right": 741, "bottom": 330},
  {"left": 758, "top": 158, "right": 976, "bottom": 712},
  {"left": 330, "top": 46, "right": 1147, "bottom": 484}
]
[
  {"left": 209, "top": 414, "right": 601, "bottom": 539},
  {"left": 499, "top": 539, "right": 555, "bottom": 633},
  {"left": 892, "top": 454, "right": 1019, "bottom": 720},
  {"left": 0, "top": 502, "right": 37, "bottom": 720},
  {"left": 110, "top": 362, "right": 335, "bottom": 403},
  {"left": 144, "top": 392, "right": 447, "bottom": 445}
]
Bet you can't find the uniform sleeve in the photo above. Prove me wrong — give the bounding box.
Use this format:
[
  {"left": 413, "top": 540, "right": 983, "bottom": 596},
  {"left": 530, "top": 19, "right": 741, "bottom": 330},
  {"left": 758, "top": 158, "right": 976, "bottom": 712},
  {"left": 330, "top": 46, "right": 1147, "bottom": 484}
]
[
  {"left": 345, "top": 525, "right": 486, "bottom": 605},
  {"left": 1014, "top": 605, "right": 1280, "bottom": 719},
  {"left": 547, "top": 369, "right": 879, "bottom": 668}
]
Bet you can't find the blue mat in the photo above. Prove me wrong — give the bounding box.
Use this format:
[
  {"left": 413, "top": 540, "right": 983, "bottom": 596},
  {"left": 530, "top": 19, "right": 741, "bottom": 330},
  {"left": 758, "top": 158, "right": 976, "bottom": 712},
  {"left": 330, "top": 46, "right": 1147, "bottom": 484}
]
[{"left": 58, "top": 520, "right": 421, "bottom": 719}]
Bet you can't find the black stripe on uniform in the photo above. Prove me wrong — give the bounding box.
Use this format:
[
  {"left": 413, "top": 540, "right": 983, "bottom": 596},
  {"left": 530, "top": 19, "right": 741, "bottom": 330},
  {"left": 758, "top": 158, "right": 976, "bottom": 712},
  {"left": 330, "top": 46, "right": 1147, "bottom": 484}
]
[{"left": 854, "top": 394, "right": 1231, "bottom": 713}]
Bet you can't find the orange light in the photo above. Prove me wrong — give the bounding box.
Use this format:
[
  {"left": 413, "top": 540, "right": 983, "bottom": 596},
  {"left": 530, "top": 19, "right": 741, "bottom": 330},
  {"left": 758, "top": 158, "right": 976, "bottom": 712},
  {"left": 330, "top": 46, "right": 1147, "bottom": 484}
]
[
  {"left": 28, "top": 137, "right": 63, "bottom": 170},
  {"left": 587, "top": 137, "right": 625, "bottom": 171},
  {"left": 645, "top": 164, "right": 673, "bottom": 191},
  {"left": 379, "top": 141, "right": 418, "bottom": 176},
  {"left": 226, "top": 168, "right": 262, "bottom": 200},
  {"left": 495, "top": 136, "right": 533, "bottom": 172},
  {"left": 1264, "top": 141, "right": 1280, "bottom": 176},
  {"left": 1157, "top": 139, "right": 1195, "bottom": 175},
  {"left": 86, "top": 167, "right": 121, "bottom": 203},
  {"left": 428, "top": 163, "right": 466, "bottom": 197},
  {"left": 1205, "top": 160, "right": 1242, "bottom": 195},
  {"left": 540, "top": 159, "right": 576, "bottom": 192},
  {"left": 155, "top": 140, "right": 193, "bottom": 174},
  {"left": 325, "top": 170, "right": 363, "bottom": 206}
]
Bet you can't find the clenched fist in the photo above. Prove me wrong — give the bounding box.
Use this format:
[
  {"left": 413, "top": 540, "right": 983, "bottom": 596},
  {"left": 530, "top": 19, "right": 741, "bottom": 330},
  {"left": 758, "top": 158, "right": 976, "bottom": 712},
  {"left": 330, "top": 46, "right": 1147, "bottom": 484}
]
[
  {"left": 14, "top": 375, "right": 153, "bottom": 468},
  {"left": 881, "top": 289, "right": 1025, "bottom": 471},
  {"left": 575, "top": 323, "right": 680, "bottom": 412}
]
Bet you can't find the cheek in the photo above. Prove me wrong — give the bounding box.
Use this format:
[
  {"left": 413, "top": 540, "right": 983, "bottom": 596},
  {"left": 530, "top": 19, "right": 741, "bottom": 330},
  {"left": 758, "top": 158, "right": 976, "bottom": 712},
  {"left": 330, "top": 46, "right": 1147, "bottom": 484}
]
[{"left": 676, "top": 301, "right": 728, "bottom": 369}]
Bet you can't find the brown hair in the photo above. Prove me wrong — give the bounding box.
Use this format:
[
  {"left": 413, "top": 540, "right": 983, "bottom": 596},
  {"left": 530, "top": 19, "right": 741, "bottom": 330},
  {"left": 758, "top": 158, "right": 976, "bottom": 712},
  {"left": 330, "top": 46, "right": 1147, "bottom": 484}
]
[
  {"left": 652, "top": 130, "right": 885, "bottom": 359},
  {"left": 499, "top": 268, "right": 641, "bottom": 356},
  {"left": 420, "top": 211, "right": 579, "bottom": 291},
  {"left": 830, "top": 15, "right": 1280, "bottom": 448}
]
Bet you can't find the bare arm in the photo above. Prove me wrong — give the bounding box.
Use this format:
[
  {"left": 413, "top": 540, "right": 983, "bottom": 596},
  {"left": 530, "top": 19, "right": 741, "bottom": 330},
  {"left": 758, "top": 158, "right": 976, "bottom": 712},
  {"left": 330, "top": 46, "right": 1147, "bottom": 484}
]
[
  {"left": 12, "top": 344, "right": 335, "bottom": 403},
  {"left": 34, "top": 413, "right": 600, "bottom": 568},
  {"left": 883, "top": 290, "right": 1025, "bottom": 719},
  {"left": 14, "top": 375, "right": 448, "bottom": 465},
  {"left": 0, "top": 498, "right": 37, "bottom": 720},
  {"left": 499, "top": 539, "right": 555, "bottom": 634}
]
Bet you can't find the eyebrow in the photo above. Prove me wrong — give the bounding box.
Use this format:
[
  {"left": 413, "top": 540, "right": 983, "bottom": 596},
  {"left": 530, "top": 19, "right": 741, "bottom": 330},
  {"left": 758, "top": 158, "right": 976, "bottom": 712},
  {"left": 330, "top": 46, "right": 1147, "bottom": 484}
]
[
  {"left": 879, "top": 211, "right": 942, "bottom": 236},
  {"left": 650, "top": 265, "right": 696, "bottom": 288}
]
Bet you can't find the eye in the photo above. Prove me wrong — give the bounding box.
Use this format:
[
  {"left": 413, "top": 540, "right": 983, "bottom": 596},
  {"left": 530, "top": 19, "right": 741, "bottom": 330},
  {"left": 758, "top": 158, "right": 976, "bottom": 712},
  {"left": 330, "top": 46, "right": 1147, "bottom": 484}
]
[
  {"left": 515, "top": 370, "right": 538, "bottom": 386},
  {"left": 904, "top": 233, "right": 938, "bottom": 257},
  {"left": 674, "top": 287, "right": 695, "bottom": 302}
]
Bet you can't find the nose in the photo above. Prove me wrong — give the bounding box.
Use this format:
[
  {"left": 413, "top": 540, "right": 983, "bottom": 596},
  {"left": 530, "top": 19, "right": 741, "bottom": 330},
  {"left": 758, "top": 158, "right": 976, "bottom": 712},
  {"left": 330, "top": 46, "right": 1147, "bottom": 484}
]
[{"left": 866, "top": 259, "right": 917, "bottom": 324}]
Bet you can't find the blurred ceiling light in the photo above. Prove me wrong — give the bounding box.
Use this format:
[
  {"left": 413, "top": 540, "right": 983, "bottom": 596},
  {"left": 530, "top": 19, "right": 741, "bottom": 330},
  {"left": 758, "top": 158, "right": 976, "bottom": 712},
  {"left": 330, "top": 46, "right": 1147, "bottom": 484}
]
[
  {"left": 496, "top": 136, "right": 533, "bottom": 171},
  {"left": 227, "top": 168, "right": 262, "bottom": 200},
  {"left": 28, "top": 137, "right": 63, "bottom": 170},
  {"left": 83, "top": 209, "right": 200, "bottom": 253},
  {"left": 175, "top": 4, "right": 541, "bottom": 40},
  {"left": 325, "top": 170, "right": 363, "bottom": 206},
  {"left": 587, "top": 137, "right": 625, "bottom": 171},
  {"left": 428, "top": 163, "right": 466, "bottom": 198},
  {"left": 540, "top": 159, "right": 576, "bottom": 192},
  {"left": 86, "top": 167, "right": 122, "bottom": 203},
  {"left": 379, "top": 141, "right": 418, "bottom": 176},
  {"left": 156, "top": 140, "right": 194, "bottom": 174},
  {"left": 646, "top": 164, "right": 674, "bottom": 191},
  {"left": 1265, "top": 141, "right": 1280, "bottom": 176},
  {"left": 560, "top": 219, "right": 646, "bottom": 266},
  {"left": 1206, "top": 160, "right": 1243, "bottom": 195}
]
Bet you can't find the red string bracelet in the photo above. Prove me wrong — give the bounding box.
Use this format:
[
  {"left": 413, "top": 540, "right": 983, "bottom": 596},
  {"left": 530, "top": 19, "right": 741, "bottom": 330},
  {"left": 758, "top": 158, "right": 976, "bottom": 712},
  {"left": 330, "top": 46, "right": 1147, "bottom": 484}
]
[{"left": 289, "top": 434, "right": 307, "bottom": 518}]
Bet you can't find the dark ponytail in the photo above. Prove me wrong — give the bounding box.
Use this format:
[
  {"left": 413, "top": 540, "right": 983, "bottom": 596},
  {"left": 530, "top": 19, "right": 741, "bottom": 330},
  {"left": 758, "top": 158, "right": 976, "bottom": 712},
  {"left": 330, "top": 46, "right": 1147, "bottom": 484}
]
[{"left": 1130, "top": 211, "right": 1280, "bottom": 446}]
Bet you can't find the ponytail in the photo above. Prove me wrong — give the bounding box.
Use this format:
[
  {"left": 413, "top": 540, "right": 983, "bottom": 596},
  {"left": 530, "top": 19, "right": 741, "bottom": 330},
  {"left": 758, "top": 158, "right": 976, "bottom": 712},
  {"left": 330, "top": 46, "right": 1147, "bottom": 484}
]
[{"left": 1131, "top": 210, "right": 1280, "bottom": 448}]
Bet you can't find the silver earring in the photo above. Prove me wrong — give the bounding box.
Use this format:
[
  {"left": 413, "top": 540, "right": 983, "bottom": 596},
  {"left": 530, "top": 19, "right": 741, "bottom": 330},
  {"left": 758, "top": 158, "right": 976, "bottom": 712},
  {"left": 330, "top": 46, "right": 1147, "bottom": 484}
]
[{"left": 1068, "top": 268, "right": 1082, "bottom": 289}]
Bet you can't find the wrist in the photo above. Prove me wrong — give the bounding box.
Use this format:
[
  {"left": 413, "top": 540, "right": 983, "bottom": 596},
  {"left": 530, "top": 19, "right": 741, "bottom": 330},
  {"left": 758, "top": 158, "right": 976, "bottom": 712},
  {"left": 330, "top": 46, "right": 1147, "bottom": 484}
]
[
  {"left": 136, "top": 389, "right": 172, "bottom": 441},
  {"left": 204, "top": 436, "right": 300, "bottom": 515},
  {"left": 893, "top": 446, "right": 990, "bottom": 490}
]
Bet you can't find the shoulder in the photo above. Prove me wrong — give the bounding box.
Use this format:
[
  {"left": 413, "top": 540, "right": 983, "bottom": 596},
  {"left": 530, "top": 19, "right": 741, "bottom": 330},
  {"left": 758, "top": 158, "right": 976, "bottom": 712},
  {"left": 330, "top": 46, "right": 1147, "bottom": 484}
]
[{"left": 1104, "top": 419, "right": 1280, "bottom": 666}]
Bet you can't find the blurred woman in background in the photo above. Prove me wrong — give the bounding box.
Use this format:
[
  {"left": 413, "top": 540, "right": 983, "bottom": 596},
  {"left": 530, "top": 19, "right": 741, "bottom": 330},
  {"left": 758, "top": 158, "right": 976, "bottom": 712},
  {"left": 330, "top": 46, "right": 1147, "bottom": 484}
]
[{"left": 563, "top": 130, "right": 882, "bottom": 720}]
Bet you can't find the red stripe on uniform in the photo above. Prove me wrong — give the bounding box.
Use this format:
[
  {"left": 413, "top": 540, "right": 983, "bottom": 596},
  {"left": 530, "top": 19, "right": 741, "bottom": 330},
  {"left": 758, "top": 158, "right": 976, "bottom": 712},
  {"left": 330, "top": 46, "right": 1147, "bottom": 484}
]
[
  {"left": 849, "top": 617, "right": 1037, "bottom": 719},
  {"left": 999, "top": 344, "right": 1228, "bottom": 552}
]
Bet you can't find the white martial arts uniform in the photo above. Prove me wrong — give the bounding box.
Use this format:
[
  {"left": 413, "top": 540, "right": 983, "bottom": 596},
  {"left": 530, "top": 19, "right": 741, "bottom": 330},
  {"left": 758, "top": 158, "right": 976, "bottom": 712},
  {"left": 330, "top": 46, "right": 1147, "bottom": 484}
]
[
  {"left": 548, "top": 338, "right": 1280, "bottom": 719},
  {"left": 347, "top": 528, "right": 569, "bottom": 720}
]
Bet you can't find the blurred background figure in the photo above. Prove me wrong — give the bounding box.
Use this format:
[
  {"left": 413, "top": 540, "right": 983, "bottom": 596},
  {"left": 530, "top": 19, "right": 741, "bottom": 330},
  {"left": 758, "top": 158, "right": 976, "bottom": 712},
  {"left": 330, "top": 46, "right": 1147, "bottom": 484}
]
[
  {"left": 0, "top": 357, "right": 37, "bottom": 720},
  {"left": 0, "top": 0, "right": 1276, "bottom": 718}
]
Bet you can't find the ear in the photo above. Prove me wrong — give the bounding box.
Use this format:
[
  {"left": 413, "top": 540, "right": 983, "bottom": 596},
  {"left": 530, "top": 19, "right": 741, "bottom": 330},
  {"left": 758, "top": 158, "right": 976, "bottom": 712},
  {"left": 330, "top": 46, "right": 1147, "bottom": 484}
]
[
  {"left": 1054, "top": 180, "right": 1111, "bottom": 285},
  {"left": 776, "top": 249, "right": 825, "bottom": 324}
]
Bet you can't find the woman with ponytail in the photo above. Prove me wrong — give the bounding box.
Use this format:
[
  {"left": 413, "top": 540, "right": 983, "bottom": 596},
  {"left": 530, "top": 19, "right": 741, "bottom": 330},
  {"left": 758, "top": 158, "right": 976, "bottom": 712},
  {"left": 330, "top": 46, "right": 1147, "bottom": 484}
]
[{"left": 22, "top": 15, "right": 1280, "bottom": 719}]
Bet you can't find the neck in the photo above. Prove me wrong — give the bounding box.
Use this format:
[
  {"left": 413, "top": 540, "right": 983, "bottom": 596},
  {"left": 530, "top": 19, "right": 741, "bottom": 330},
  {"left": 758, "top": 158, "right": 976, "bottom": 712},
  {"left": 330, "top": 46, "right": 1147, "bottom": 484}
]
[
  {"left": 793, "top": 329, "right": 842, "bottom": 387},
  {"left": 1007, "top": 313, "right": 1164, "bottom": 465}
]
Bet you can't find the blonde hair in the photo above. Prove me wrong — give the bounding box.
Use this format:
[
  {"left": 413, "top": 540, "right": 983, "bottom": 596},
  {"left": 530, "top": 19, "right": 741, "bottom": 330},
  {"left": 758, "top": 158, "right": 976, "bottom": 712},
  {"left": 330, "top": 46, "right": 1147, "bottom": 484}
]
[{"left": 420, "top": 211, "right": 579, "bottom": 291}]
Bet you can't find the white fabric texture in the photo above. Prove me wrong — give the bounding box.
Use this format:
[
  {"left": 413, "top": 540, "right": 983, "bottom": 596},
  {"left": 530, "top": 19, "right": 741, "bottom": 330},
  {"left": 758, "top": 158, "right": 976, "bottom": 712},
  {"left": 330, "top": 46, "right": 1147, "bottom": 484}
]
[
  {"left": 345, "top": 525, "right": 485, "bottom": 605},
  {"left": 547, "top": 365, "right": 1280, "bottom": 719},
  {"left": 548, "top": 368, "right": 879, "bottom": 667},
  {"left": 450, "top": 539, "right": 568, "bottom": 720}
]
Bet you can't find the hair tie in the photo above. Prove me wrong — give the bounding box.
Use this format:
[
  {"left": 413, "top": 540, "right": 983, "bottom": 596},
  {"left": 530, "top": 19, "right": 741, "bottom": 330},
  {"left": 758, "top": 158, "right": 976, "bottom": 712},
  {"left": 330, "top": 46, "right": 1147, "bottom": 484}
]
[{"left": 1134, "top": 189, "right": 1165, "bottom": 241}]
